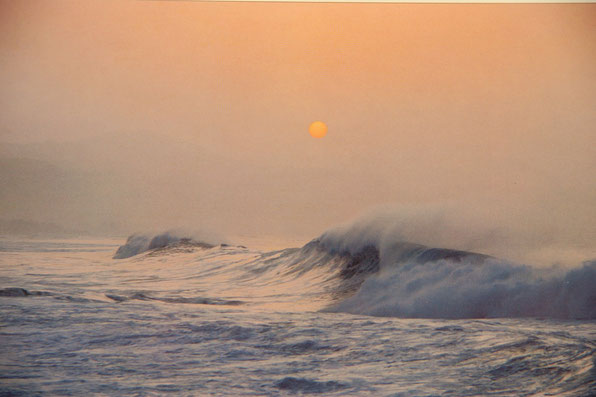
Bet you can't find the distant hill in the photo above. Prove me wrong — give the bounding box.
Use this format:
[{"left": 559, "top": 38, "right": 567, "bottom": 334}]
[{"left": 0, "top": 218, "right": 85, "bottom": 238}]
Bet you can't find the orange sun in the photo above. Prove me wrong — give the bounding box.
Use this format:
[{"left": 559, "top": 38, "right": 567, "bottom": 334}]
[{"left": 309, "top": 121, "right": 327, "bottom": 138}]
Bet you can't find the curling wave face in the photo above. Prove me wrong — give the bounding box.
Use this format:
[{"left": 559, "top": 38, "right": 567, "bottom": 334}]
[{"left": 311, "top": 219, "right": 596, "bottom": 319}]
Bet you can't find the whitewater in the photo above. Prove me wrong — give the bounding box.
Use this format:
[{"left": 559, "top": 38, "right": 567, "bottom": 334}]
[{"left": 1, "top": 221, "right": 595, "bottom": 395}]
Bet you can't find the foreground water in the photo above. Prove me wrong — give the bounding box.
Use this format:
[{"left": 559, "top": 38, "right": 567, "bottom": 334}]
[{"left": 1, "top": 238, "right": 595, "bottom": 396}]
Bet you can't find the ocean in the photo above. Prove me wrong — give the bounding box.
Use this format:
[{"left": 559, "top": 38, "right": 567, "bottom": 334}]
[{"left": 1, "top": 231, "right": 595, "bottom": 396}]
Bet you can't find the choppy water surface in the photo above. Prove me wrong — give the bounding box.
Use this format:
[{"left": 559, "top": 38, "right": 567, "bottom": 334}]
[{"left": 1, "top": 238, "right": 595, "bottom": 396}]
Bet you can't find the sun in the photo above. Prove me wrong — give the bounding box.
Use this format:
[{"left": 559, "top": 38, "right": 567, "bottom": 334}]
[{"left": 309, "top": 121, "right": 327, "bottom": 138}]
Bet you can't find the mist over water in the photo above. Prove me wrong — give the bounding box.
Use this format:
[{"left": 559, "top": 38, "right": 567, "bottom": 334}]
[
  {"left": 317, "top": 206, "right": 595, "bottom": 267},
  {"left": 1, "top": 134, "right": 594, "bottom": 266}
]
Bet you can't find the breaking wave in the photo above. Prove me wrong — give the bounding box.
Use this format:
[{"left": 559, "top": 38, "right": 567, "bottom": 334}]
[
  {"left": 277, "top": 216, "right": 596, "bottom": 319},
  {"left": 295, "top": 237, "right": 595, "bottom": 319},
  {"left": 113, "top": 231, "right": 217, "bottom": 259},
  {"left": 310, "top": 216, "right": 596, "bottom": 319}
]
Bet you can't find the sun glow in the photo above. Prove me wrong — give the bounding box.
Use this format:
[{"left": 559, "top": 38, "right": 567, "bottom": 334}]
[{"left": 309, "top": 121, "right": 327, "bottom": 138}]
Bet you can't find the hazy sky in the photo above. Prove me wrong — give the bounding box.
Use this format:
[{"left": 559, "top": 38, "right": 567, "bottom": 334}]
[{"left": 1, "top": 1, "right": 595, "bottom": 262}]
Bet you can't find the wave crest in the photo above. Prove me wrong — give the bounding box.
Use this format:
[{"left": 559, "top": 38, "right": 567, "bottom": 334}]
[
  {"left": 113, "top": 231, "right": 216, "bottom": 259},
  {"left": 309, "top": 210, "right": 596, "bottom": 319}
]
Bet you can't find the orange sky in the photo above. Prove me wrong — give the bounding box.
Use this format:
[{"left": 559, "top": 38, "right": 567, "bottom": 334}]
[{"left": 1, "top": 1, "right": 595, "bottom": 262}]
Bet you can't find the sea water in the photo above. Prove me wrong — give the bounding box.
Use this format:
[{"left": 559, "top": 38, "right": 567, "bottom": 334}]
[{"left": 1, "top": 237, "right": 594, "bottom": 396}]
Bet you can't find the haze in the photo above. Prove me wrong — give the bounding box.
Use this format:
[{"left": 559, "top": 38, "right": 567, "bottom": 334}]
[{"left": 1, "top": 1, "right": 594, "bottom": 265}]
